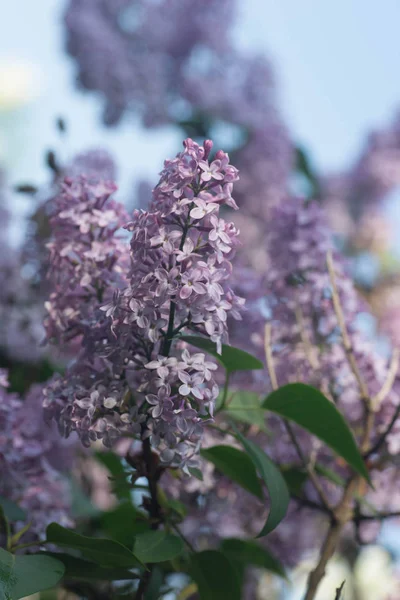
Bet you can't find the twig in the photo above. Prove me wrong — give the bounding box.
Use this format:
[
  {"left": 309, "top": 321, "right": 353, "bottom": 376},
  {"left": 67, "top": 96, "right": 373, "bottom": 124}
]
[
  {"left": 264, "top": 323, "right": 278, "bottom": 390},
  {"left": 326, "top": 251, "right": 370, "bottom": 407},
  {"left": 365, "top": 402, "right": 400, "bottom": 458},
  {"left": 171, "top": 522, "right": 195, "bottom": 553},
  {"left": 334, "top": 581, "right": 345, "bottom": 600},
  {"left": 371, "top": 348, "right": 400, "bottom": 410},
  {"left": 264, "top": 324, "right": 333, "bottom": 512},
  {"left": 355, "top": 510, "right": 400, "bottom": 522},
  {"left": 304, "top": 255, "right": 375, "bottom": 600}
]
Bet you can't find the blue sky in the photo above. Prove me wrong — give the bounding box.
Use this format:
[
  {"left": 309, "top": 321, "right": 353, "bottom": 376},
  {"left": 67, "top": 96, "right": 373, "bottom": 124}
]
[{"left": 1, "top": 0, "right": 400, "bottom": 192}]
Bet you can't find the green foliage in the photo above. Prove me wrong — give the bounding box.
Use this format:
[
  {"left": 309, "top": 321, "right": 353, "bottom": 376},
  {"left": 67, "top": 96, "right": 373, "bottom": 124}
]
[
  {"left": 41, "top": 552, "right": 139, "bottom": 581},
  {"left": 220, "top": 538, "right": 286, "bottom": 578},
  {"left": 281, "top": 466, "right": 308, "bottom": 496},
  {"left": 134, "top": 531, "right": 184, "bottom": 563},
  {"left": 0, "top": 497, "right": 26, "bottom": 522},
  {"left": 95, "top": 451, "right": 132, "bottom": 500},
  {"left": 189, "top": 550, "right": 241, "bottom": 600},
  {"left": 263, "top": 383, "right": 369, "bottom": 480},
  {"left": 0, "top": 548, "right": 64, "bottom": 600},
  {"left": 101, "top": 502, "right": 150, "bottom": 547},
  {"left": 188, "top": 467, "right": 203, "bottom": 481},
  {"left": 234, "top": 428, "right": 290, "bottom": 536},
  {"left": 222, "top": 390, "right": 269, "bottom": 431},
  {"left": 46, "top": 523, "right": 143, "bottom": 568},
  {"left": 201, "top": 445, "right": 263, "bottom": 499},
  {"left": 180, "top": 335, "right": 264, "bottom": 373}
]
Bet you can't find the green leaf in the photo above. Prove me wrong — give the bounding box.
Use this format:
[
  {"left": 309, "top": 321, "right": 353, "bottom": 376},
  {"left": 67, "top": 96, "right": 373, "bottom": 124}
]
[
  {"left": 144, "top": 565, "right": 164, "bottom": 600},
  {"left": 46, "top": 523, "right": 143, "bottom": 569},
  {"left": 188, "top": 467, "right": 203, "bottom": 481},
  {"left": 233, "top": 429, "right": 290, "bottom": 536},
  {"left": 220, "top": 538, "right": 286, "bottom": 578},
  {"left": 181, "top": 336, "right": 264, "bottom": 373},
  {"left": 70, "top": 479, "right": 100, "bottom": 518},
  {"left": 0, "top": 497, "right": 26, "bottom": 522},
  {"left": 41, "top": 552, "right": 139, "bottom": 581},
  {"left": 95, "top": 451, "right": 131, "bottom": 500},
  {"left": 101, "top": 503, "right": 149, "bottom": 547},
  {"left": 134, "top": 531, "right": 184, "bottom": 564},
  {"left": 263, "top": 383, "right": 369, "bottom": 481},
  {"left": 224, "top": 391, "right": 269, "bottom": 431},
  {"left": 190, "top": 550, "right": 241, "bottom": 600},
  {"left": 201, "top": 446, "right": 263, "bottom": 499},
  {"left": 0, "top": 548, "right": 64, "bottom": 600},
  {"left": 281, "top": 467, "right": 308, "bottom": 496}
]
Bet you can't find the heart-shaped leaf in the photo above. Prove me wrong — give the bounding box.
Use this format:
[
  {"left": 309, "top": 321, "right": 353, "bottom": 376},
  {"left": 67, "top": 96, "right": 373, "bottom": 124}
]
[
  {"left": 0, "top": 498, "right": 26, "bottom": 522},
  {"left": 201, "top": 445, "right": 263, "bottom": 499},
  {"left": 190, "top": 550, "right": 241, "bottom": 600},
  {"left": 0, "top": 548, "right": 64, "bottom": 600},
  {"left": 263, "top": 383, "right": 369, "bottom": 481},
  {"left": 41, "top": 552, "right": 139, "bottom": 581},
  {"left": 134, "top": 531, "right": 184, "bottom": 563},
  {"left": 220, "top": 538, "right": 286, "bottom": 578},
  {"left": 46, "top": 523, "right": 143, "bottom": 568},
  {"left": 223, "top": 391, "right": 269, "bottom": 431}
]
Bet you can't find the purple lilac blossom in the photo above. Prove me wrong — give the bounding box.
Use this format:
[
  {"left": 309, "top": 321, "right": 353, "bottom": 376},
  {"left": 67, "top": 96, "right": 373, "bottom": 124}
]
[
  {"left": 180, "top": 198, "right": 400, "bottom": 568},
  {"left": 322, "top": 110, "right": 400, "bottom": 221},
  {"left": 0, "top": 372, "right": 72, "bottom": 546},
  {"left": 43, "top": 139, "right": 243, "bottom": 468},
  {"left": 64, "top": 0, "right": 293, "bottom": 217}
]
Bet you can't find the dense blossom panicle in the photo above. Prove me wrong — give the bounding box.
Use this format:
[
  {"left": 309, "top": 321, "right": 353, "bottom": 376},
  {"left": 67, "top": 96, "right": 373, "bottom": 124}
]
[
  {"left": 44, "top": 176, "right": 129, "bottom": 344},
  {"left": 0, "top": 374, "right": 72, "bottom": 545},
  {"left": 43, "top": 139, "right": 243, "bottom": 467}
]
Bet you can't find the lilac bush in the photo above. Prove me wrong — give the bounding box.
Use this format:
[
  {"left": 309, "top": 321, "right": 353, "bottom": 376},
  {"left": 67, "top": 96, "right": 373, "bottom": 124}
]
[{"left": 3, "top": 2, "right": 400, "bottom": 599}]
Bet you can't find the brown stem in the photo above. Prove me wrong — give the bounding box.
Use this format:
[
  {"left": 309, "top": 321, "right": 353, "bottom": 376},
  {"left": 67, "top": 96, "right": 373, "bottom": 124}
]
[
  {"left": 304, "top": 254, "right": 375, "bottom": 600},
  {"left": 136, "top": 436, "right": 162, "bottom": 599}
]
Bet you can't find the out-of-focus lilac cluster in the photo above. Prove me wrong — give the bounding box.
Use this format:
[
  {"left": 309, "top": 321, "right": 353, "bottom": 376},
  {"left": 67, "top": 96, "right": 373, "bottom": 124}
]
[
  {"left": 64, "top": 0, "right": 293, "bottom": 219},
  {"left": 64, "top": 0, "right": 233, "bottom": 127},
  {"left": 44, "top": 176, "right": 128, "bottom": 344},
  {"left": 0, "top": 169, "right": 46, "bottom": 364},
  {"left": 43, "top": 139, "right": 243, "bottom": 468},
  {"left": 0, "top": 372, "right": 72, "bottom": 545},
  {"left": 322, "top": 110, "right": 400, "bottom": 222},
  {"left": 166, "top": 197, "right": 400, "bottom": 572}
]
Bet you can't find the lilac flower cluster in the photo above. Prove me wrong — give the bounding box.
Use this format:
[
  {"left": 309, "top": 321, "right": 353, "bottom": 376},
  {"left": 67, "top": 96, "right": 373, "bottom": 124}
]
[
  {"left": 64, "top": 0, "right": 293, "bottom": 220},
  {"left": 261, "top": 198, "right": 400, "bottom": 541},
  {"left": 0, "top": 168, "right": 46, "bottom": 363},
  {"left": 322, "top": 109, "right": 400, "bottom": 221},
  {"left": 0, "top": 373, "right": 72, "bottom": 545},
  {"left": 64, "top": 0, "right": 233, "bottom": 127},
  {"left": 43, "top": 139, "right": 243, "bottom": 467},
  {"left": 44, "top": 176, "right": 128, "bottom": 344}
]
